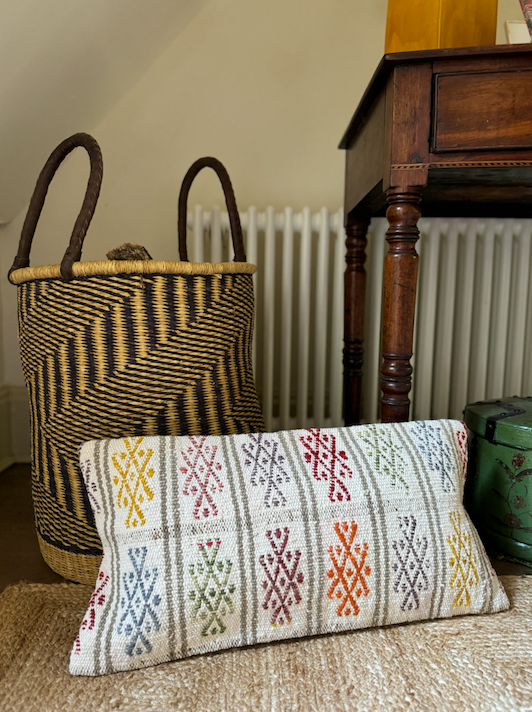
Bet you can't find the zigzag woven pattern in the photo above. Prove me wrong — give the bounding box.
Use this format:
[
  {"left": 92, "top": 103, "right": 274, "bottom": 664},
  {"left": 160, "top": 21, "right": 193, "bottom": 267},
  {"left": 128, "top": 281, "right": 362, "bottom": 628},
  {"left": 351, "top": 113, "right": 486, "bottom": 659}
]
[{"left": 17, "top": 271, "right": 265, "bottom": 584}]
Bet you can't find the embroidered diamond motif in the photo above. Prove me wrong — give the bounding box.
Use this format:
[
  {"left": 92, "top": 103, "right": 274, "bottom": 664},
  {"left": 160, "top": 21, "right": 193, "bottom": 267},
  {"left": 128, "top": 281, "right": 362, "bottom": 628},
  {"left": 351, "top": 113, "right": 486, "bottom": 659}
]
[
  {"left": 80, "top": 458, "right": 101, "bottom": 514},
  {"left": 411, "top": 421, "right": 455, "bottom": 492},
  {"left": 74, "top": 568, "right": 109, "bottom": 654},
  {"left": 326, "top": 521, "right": 370, "bottom": 616},
  {"left": 448, "top": 511, "right": 479, "bottom": 608},
  {"left": 117, "top": 547, "right": 161, "bottom": 657},
  {"left": 259, "top": 528, "right": 304, "bottom": 626},
  {"left": 181, "top": 436, "right": 224, "bottom": 519},
  {"left": 392, "top": 516, "right": 429, "bottom": 611},
  {"left": 188, "top": 540, "right": 235, "bottom": 636},
  {"left": 111, "top": 437, "right": 155, "bottom": 528},
  {"left": 359, "top": 425, "right": 408, "bottom": 490},
  {"left": 456, "top": 422, "right": 468, "bottom": 481},
  {"left": 299, "top": 429, "right": 353, "bottom": 502},
  {"left": 242, "top": 433, "right": 290, "bottom": 507}
]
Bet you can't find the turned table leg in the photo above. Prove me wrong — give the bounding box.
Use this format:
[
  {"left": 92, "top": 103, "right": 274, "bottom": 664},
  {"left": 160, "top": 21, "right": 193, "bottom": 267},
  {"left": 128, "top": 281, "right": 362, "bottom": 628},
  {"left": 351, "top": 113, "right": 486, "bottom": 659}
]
[
  {"left": 381, "top": 187, "right": 422, "bottom": 423},
  {"left": 343, "top": 217, "right": 369, "bottom": 425}
]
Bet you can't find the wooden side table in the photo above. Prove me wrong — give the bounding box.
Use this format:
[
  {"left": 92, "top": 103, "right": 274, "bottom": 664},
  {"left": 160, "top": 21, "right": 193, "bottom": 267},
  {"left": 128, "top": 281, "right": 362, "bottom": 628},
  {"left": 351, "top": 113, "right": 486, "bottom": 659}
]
[{"left": 340, "top": 44, "right": 532, "bottom": 425}]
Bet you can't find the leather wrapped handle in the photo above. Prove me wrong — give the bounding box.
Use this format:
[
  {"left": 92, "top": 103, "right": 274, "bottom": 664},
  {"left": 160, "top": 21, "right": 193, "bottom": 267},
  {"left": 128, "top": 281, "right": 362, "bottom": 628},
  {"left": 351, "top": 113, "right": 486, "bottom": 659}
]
[
  {"left": 178, "top": 157, "right": 246, "bottom": 262},
  {"left": 8, "top": 132, "right": 103, "bottom": 282}
]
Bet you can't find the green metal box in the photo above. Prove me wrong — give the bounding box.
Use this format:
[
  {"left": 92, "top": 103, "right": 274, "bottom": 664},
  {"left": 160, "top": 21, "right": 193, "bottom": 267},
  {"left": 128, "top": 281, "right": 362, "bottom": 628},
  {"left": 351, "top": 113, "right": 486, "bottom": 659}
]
[{"left": 464, "top": 397, "right": 532, "bottom": 565}]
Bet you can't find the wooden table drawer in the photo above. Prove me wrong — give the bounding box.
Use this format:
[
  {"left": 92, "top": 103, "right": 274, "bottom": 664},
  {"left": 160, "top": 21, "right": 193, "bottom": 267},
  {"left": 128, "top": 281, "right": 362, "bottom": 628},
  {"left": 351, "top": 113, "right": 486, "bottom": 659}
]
[{"left": 432, "top": 70, "right": 532, "bottom": 152}]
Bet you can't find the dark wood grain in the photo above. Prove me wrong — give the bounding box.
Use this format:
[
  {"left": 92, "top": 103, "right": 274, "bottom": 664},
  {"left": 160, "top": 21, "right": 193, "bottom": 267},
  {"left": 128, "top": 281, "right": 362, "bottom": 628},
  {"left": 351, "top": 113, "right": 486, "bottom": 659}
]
[
  {"left": 339, "top": 44, "right": 532, "bottom": 150},
  {"left": 380, "top": 187, "right": 422, "bottom": 423},
  {"left": 433, "top": 70, "right": 532, "bottom": 152},
  {"left": 433, "top": 53, "right": 532, "bottom": 75},
  {"left": 344, "top": 92, "right": 385, "bottom": 216},
  {"left": 388, "top": 64, "right": 432, "bottom": 165},
  {"left": 385, "top": 63, "right": 432, "bottom": 191},
  {"left": 341, "top": 45, "right": 532, "bottom": 423},
  {"left": 343, "top": 218, "right": 369, "bottom": 425},
  {"left": 429, "top": 149, "right": 532, "bottom": 164}
]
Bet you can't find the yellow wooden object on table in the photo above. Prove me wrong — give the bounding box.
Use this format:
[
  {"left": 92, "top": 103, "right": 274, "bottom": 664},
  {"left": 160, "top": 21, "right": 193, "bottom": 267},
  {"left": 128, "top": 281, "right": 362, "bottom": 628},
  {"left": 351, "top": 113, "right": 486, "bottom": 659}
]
[{"left": 385, "top": 0, "right": 498, "bottom": 53}]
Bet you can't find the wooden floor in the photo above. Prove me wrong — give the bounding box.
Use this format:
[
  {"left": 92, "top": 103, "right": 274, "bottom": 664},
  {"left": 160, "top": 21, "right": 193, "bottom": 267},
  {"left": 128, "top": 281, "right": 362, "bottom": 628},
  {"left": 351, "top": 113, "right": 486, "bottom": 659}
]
[
  {"left": 0, "top": 463, "right": 530, "bottom": 592},
  {"left": 0, "top": 463, "right": 66, "bottom": 590}
]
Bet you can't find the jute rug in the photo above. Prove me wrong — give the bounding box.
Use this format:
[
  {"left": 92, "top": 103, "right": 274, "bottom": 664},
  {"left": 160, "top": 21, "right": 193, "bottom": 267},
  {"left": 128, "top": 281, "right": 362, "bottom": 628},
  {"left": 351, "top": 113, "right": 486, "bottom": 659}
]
[{"left": 0, "top": 576, "right": 531, "bottom": 712}]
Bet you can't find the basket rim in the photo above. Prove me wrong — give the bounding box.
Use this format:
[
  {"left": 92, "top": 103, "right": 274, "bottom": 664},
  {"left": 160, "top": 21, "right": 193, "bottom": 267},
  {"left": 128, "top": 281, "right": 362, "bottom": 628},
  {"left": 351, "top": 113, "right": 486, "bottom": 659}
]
[{"left": 9, "top": 260, "right": 256, "bottom": 285}]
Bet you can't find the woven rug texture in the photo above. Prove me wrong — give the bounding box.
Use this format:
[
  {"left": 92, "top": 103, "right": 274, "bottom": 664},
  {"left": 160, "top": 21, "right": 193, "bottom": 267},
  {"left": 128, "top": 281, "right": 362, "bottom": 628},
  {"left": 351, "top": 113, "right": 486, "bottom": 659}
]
[{"left": 0, "top": 576, "right": 531, "bottom": 712}]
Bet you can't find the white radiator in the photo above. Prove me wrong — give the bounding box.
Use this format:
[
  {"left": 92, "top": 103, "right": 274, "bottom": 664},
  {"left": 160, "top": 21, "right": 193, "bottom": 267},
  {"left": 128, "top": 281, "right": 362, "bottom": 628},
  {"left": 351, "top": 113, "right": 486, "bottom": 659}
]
[
  {"left": 364, "top": 217, "right": 532, "bottom": 424},
  {"left": 187, "top": 210, "right": 532, "bottom": 430},
  {"left": 187, "top": 206, "right": 346, "bottom": 432}
]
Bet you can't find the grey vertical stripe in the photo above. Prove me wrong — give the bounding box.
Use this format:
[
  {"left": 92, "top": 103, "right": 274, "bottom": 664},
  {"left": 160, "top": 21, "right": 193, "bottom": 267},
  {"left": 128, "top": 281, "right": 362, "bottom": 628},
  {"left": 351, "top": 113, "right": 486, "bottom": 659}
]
[
  {"left": 442, "top": 420, "right": 463, "bottom": 493},
  {"left": 439, "top": 422, "right": 494, "bottom": 612},
  {"left": 278, "top": 431, "right": 321, "bottom": 636},
  {"left": 229, "top": 436, "right": 260, "bottom": 644},
  {"left": 221, "top": 436, "right": 253, "bottom": 644},
  {"left": 398, "top": 425, "right": 447, "bottom": 619},
  {"left": 344, "top": 428, "right": 389, "bottom": 627},
  {"left": 446, "top": 422, "right": 495, "bottom": 613},
  {"left": 169, "top": 436, "right": 187, "bottom": 656},
  {"left": 92, "top": 440, "right": 117, "bottom": 675},
  {"left": 91, "top": 441, "right": 109, "bottom": 675},
  {"left": 102, "top": 439, "right": 122, "bottom": 674},
  {"left": 160, "top": 439, "right": 176, "bottom": 659}
]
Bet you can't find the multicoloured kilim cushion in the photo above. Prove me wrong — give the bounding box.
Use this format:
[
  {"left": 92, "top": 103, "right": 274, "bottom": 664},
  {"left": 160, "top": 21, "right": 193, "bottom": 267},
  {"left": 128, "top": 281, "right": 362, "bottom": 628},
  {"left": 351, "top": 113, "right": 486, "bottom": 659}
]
[{"left": 70, "top": 420, "right": 509, "bottom": 676}]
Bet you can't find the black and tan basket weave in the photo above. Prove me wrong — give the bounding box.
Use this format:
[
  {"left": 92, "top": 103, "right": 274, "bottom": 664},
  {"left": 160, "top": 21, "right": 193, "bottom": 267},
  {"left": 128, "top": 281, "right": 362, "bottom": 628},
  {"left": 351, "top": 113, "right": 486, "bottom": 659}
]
[{"left": 9, "top": 133, "right": 265, "bottom": 584}]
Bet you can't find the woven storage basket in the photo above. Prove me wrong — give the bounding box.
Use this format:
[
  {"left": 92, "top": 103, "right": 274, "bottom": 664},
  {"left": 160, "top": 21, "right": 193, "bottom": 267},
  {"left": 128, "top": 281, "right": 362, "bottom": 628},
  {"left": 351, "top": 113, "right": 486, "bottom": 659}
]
[{"left": 8, "top": 133, "right": 265, "bottom": 585}]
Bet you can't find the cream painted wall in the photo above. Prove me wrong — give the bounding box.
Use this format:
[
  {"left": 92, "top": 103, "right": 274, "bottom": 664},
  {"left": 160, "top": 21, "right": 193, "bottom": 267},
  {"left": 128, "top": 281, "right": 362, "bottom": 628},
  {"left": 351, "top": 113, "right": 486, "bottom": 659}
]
[
  {"left": 1, "top": 0, "right": 389, "bottom": 389},
  {"left": 496, "top": 0, "right": 527, "bottom": 43},
  {"left": 0, "top": 0, "right": 527, "bottom": 460},
  {"left": 0, "top": 0, "right": 209, "bottom": 224},
  {"left": 0, "top": 242, "right": 12, "bottom": 468}
]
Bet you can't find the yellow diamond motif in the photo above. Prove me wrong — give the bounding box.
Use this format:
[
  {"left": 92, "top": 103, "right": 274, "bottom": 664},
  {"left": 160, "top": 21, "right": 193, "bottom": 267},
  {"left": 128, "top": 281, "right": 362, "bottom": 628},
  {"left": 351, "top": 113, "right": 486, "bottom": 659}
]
[
  {"left": 447, "top": 511, "right": 479, "bottom": 608},
  {"left": 111, "top": 437, "right": 155, "bottom": 528}
]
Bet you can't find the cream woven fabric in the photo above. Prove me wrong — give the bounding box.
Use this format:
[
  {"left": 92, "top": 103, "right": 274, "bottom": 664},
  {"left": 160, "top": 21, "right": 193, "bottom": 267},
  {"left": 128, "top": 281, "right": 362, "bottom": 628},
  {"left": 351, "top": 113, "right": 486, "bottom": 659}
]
[{"left": 70, "top": 420, "right": 509, "bottom": 676}]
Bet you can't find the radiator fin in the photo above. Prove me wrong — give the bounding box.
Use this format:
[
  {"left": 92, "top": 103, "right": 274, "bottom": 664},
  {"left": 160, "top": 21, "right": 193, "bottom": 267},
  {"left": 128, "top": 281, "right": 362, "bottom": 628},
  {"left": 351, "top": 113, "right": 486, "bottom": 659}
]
[{"left": 188, "top": 210, "right": 532, "bottom": 429}]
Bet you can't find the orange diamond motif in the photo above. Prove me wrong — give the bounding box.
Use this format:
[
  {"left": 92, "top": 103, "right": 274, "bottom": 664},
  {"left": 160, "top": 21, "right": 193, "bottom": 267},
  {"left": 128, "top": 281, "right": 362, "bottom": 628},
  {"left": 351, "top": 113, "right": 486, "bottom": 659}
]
[{"left": 327, "top": 521, "right": 371, "bottom": 616}]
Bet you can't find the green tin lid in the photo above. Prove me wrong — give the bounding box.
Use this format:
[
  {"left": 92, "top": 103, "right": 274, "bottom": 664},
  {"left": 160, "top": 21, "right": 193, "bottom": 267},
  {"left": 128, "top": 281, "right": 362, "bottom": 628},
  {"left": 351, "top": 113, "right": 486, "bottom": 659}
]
[{"left": 464, "top": 396, "right": 532, "bottom": 449}]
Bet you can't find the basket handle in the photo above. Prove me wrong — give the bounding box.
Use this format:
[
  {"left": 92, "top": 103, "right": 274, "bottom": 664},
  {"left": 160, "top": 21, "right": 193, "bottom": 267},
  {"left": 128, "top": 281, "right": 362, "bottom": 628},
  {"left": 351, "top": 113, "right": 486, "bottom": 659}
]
[
  {"left": 178, "top": 157, "right": 246, "bottom": 262},
  {"left": 8, "top": 133, "right": 103, "bottom": 283}
]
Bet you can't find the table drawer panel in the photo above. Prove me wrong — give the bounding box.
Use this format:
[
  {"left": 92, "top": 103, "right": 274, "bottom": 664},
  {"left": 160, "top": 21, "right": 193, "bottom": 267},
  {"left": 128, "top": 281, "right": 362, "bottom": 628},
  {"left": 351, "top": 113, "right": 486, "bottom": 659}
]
[{"left": 433, "top": 70, "right": 532, "bottom": 152}]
